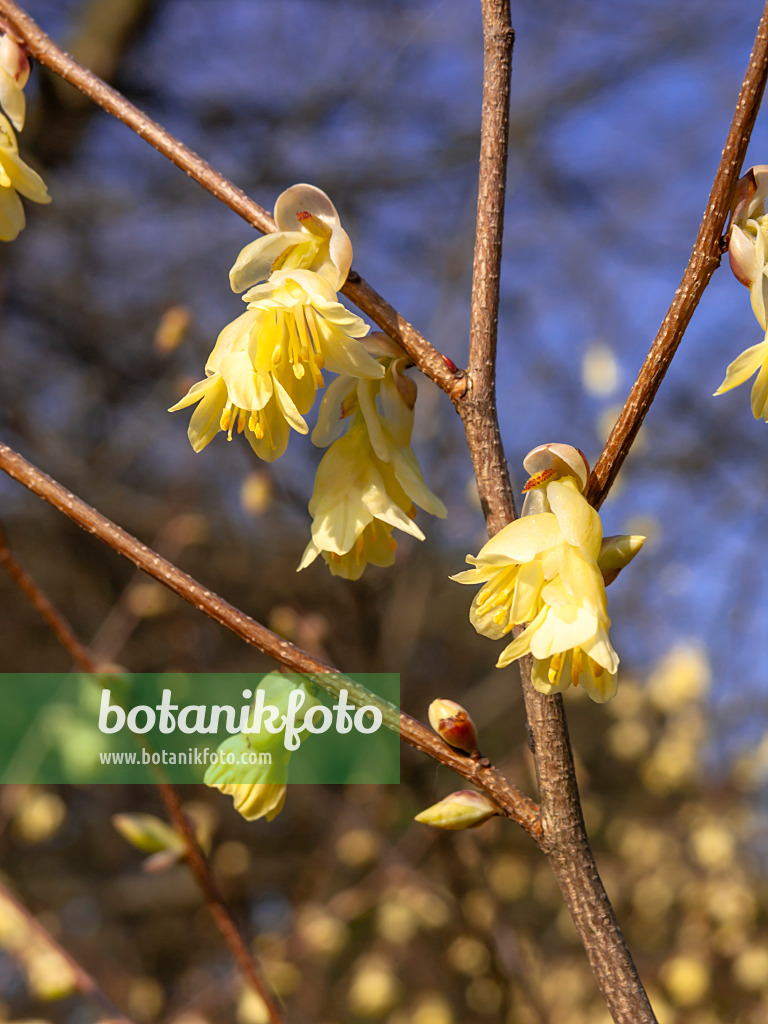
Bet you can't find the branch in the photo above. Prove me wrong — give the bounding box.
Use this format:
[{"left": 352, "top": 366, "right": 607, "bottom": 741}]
[
  {"left": 0, "top": 877, "right": 136, "bottom": 1024},
  {"left": 0, "top": 439, "right": 542, "bottom": 840},
  {"left": 152, "top": 782, "right": 284, "bottom": 1024},
  {"left": 0, "top": 0, "right": 464, "bottom": 402},
  {"left": 459, "top": 0, "right": 517, "bottom": 534},
  {"left": 587, "top": 0, "right": 768, "bottom": 508},
  {"left": 458, "top": 4, "right": 657, "bottom": 1022},
  {"left": 0, "top": 524, "right": 286, "bottom": 1024}
]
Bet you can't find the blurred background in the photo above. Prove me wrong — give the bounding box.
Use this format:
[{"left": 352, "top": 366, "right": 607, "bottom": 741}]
[{"left": 1, "top": 0, "right": 768, "bottom": 1021}]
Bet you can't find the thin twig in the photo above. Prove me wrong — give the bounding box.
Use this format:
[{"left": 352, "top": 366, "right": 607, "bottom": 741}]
[
  {"left": 460, "top": 0, "right": 517, "bottom": 534},
  {"left": 0, "top": 877, "right": 136, "bottom": 1024},
  {"left": 0, "top": 520, "right": 99, "bottom": 670},
  {"left": 153, "top": 782, "right": 285, "bottom": 1024},
  {"left": 587, "top": 0, "right": 768, "bottom": 508},
  {"left": 0, "top": 0, "right": 464, "bottom": 402},
  {"left": 460, "top": 4, "right": 657, "bottom": 1022},
  {"left": 0, "top": 439, "right": 542, "bottom": 840},
  {"left": 0, "top": 521, "right": 286, "bottom": 1024}
]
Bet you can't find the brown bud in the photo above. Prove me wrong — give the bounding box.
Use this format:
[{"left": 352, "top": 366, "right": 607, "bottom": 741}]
[{"left": 428, "top": 698, "right": 478, "bottom": 753}]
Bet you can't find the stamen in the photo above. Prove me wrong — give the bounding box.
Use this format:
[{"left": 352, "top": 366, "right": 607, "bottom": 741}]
[
  {"left": 548, "top": 652, "right": 563, "bottom": 685},
  {"left": 571, "top": 649, "right": 583, "bottom": 687},
  {"left": 522, "top": 468, "right": 558, "bottom": 492}
]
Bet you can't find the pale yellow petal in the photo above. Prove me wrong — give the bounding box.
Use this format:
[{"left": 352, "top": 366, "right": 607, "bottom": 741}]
[
  {"left": 714, "top": 339, "right": 768, "bottom": 395},
  {"left": 751, "top": 355, "right": 768, "bottom": 420},
  {"left": 546, "top": 478, "right": 601, "bottom": 560},
  {"left": 472, "top": 514, "right": 561, "bottom": 567}
]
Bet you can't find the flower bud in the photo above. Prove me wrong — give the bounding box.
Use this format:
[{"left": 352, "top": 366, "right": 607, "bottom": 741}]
[
  {"left": 0, "top": 34, "right": 29, "bottom": 89},
  {"left": 112, "top": 812, "right": 185, "bottom": 855},
  {"left": 414, "top": 790, "right": 498, "bottom": 830},
  {"left": 598, "top": 534, "right": 646, "bottom": 585},
  {"left": 0, "top": 34, "right": 29, "bottom": 133},
  {"left": 427, "top": 698, "right": 478, "bottom": 753}
]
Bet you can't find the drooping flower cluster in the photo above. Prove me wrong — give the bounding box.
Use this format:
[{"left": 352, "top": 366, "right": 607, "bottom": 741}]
[
  {"left": 170, "top": 184, "right": 382, "bottom": 461},
  {"left": 453, "top": 444, "right": 644, "bottom": 703},
  {"left": 715, "top": 165, "right": 768, "bottom": 420},
  {"left": 204, "top": 674, "right": 319, "bottom": 823},
  {"left": 0, "top": 34, "right": 49, "bottom": 241},
  {"left": 298, "top": 333, "right": 446, "bottom": 579},
  {"left": 171, "top": 188, "right": 445, "bottom": 580}
]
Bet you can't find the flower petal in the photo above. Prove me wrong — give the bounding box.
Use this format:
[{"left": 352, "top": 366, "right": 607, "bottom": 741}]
[
  {"left": 715, "top": 339, "right": 768, "bottom": 395},
  {"left": 229, "top": 231, "right": 307, "bottom": 293},
  {"left": 546, "top": 478, "right": 602, "bottom": 560}
]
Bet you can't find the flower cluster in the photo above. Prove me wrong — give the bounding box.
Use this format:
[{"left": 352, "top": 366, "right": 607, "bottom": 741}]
[
  {"left": 299, "top": 333, "right": 446, "bottom": 580},
  {"left": 0, "top": 34, "right": 49, "bottom": 241},
  {"left": 453, "top": 444, "right": 644, "bottom": 703},
  {"left": 715, "top": 165, "right": 768, "bottom": 419},
  {"left": 170, "top": 184, "right": 381, "bottom": 461},
  {"left": 171, "top": 185, "right": 444, "bottom": 579}
]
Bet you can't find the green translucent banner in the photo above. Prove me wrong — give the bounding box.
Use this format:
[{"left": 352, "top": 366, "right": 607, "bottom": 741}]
[{"left": 0, "top": 673, "right": 400, "bottom": 785}]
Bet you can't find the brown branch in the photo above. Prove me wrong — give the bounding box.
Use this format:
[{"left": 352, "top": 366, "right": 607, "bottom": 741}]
[
  {"left": 0, "top": 877, "right": 136, "bottom": 1024},
  {"left": 0, "top": 520, "right": 99, "bottom": 671},
  {"left": 459, "top": 0, "right": 517, "bottom": 534},
  {"left": 587, "top": 0, "right": 768, "bottom": 508},
  {"left": 0, "top": 0, "right": 464, "bottom": 402},
  {"left": 152, "top": 782, "right": 284, "bottom": 1024},
  {"left": 0, "top": 439, "right": 542, "bottom": 840},
  {"left": 457, "top": 3, "right": 657, "bottom": 1022},
  {"left": 0, "top": 522, "right": 286, "bottom": 1024}
]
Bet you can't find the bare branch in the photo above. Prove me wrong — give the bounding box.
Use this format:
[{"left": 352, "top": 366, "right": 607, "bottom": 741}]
[
  {"left": 0, "top": 0, "right": 464, "bottom": 402},
  {"left": 587, "top": 0, "right": 768, "bottom": 508},
  {"left": 457, "top": 3, "right": 658, "bottom": 1021},
  {"left": 459, "top": 0, "right": 517, "bottom": 534},
  {"left": 0, "top": 439, "right": 542, "bottom": 839},
  {"left": 153, "top": 782, "right": 285, "bottom": 1024},
  {"left": 0, "top": 520, "right": 99, "bottom": 671}
]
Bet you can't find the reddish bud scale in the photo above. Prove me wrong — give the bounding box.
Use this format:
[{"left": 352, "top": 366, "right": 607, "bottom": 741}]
[{"left": 443, "top": 355, "right": 458, "bottom": 373}]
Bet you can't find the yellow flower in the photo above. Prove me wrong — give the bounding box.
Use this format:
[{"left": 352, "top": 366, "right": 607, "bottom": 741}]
[
  {"left": 169, "top": 308, "right": 314, "bottom": 460},
  {"left": 299, "top": 336, "right": 445, "bottom": 580},
  {"left": 205, "top": 733, "right": 288, "bottom": 822},
  {"left": 298, "top": 415, "right": 446, "bottom": 580},
  {"left": 311, "top": 331, "right": 417, "bottom": 458},
  {"left": 453, "top": 444, "right": 643, "bottom": 703},
  {"left": 230, "top": 183, "right": 353, "bottom": 293},
  {"left": 204, "top": 674, "right": 318, "bottom": 823},
  {"left": 0, "top": 112, "right": 49, "bottom": 242},
  {"left": 716, "top": 165, "right": 768, "bottom": 419},
  {"left": 0, "top": 34, "right": 29, "bottom": 132},
  {"left": 170, "top": 272, "right": 382, "bottom": 460}
]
